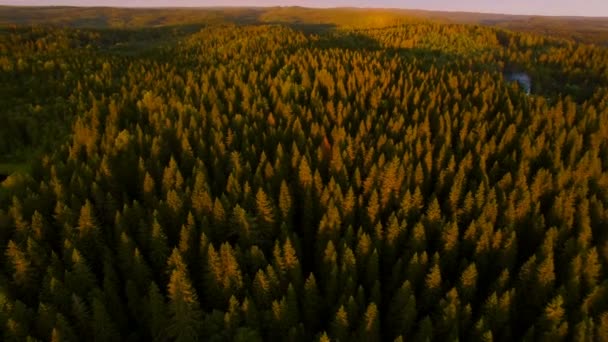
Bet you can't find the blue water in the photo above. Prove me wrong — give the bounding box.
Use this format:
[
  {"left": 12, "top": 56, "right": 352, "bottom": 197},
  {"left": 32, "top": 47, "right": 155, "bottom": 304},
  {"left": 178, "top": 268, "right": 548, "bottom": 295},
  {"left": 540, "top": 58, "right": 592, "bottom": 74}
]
[{"left": 506, "top": 72, "right": 532, "bottom": 95}]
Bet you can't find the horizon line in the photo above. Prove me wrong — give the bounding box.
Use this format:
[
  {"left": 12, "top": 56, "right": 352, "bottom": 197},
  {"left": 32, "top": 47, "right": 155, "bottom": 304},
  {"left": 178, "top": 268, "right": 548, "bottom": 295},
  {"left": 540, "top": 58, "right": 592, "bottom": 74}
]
[{"left": 2, "top": 4, "right": 608, "bottom": 19}]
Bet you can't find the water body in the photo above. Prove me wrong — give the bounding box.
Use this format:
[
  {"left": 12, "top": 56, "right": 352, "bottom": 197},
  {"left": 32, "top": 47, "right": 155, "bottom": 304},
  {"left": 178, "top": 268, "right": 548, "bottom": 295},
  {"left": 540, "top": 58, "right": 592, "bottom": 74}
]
[
  {"left": 506, "top": 72, "right": 532, "bottom": 95},
  {"left": 0, "top": 174, "right": 7, "bottom": 183}
]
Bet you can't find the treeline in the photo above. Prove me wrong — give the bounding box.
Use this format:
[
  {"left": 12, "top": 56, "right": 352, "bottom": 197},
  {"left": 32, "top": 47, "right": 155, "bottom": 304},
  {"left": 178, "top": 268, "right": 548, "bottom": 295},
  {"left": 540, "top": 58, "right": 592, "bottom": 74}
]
[
  {"left": 1, "top": 22, "right": 608, "bottom": 342},
  {"left": 2, "top": 7, "right": 608, "bottom": 46}
]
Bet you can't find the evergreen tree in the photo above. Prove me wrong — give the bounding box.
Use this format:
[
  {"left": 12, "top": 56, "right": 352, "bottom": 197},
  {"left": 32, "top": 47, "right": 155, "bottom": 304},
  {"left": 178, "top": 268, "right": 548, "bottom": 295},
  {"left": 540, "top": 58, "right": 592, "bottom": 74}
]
[{"left": 166, "top": 249, "right": 203, "bottom": 342}]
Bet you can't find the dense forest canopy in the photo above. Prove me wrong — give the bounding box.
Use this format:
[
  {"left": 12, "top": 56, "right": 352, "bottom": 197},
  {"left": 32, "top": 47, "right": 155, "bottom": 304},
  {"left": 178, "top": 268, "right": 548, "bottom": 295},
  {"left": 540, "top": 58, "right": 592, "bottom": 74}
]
[{"left": 1, "top": 6, "right": 608, "bottom": 342}]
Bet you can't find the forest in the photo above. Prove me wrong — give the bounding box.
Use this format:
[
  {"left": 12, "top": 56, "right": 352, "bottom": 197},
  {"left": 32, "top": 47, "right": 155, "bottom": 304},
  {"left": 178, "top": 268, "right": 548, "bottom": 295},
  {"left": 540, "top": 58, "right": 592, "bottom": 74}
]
[{"left": 1, "top": 6, "right": 608, "bottom": 342}]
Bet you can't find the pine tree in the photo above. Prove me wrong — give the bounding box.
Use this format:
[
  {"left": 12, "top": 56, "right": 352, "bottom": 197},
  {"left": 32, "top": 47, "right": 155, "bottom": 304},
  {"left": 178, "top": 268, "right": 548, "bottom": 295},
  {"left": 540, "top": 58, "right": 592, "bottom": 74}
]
[
  {"left": 77, "top": 200, "right": 97, "bottom": 239},
  {"left": 51, "top": 313, "right": 78, "bottom": 342},
  {"left": 166, "top": 249, "right": 203, "bottom": 342},
  {"left": 65, "top": 248, "right": 96, "bottom": 298},
  {"left": 71, "top": 293, "right": 92, "bottom": 340},
  {"left": 359, "top": 302, "right": 380, "bottom": 342},
  {"left": 539, "top": 295, "right": 568, "bottom": 341},
  {"left": 91, "top": 292, "right": 119, "bottom": 342},
  {"left": 255, "top": 188, "right": 275, "bottom": 244},
  {"left": 231, "top": 204, "right": 254, "bottom": 246},
  {"left": 414, "top": 316, "right": 433, "bottom": 342},
  {"left": 299, "top": 158, "right": 313, "bottom": 189},
  {"left": 303, "top": 273, "right": 321, "bottom": 332},
  {"left": 279, "top": 180, "right": 292, "bottom": 221},
  {"left": 256, "top": 188, "right": 275, "bottom": 224},
  {"left": 387, "top": 280, "right": 417, "bottom": 339},
  {"left": 145, "top": 282, "right": 168, "bottom": 341},
  {"left": 330, "top": 305, "right": 349, "bottom": 341},
  {"left": 5, "top": 240, "right": 31, "bottom": 289},
  {"left": 459, "top": 263, "right": 478, "bottom": 302},
  {"left": 149, "top": 218, "right": 169, "bottom": 272}
]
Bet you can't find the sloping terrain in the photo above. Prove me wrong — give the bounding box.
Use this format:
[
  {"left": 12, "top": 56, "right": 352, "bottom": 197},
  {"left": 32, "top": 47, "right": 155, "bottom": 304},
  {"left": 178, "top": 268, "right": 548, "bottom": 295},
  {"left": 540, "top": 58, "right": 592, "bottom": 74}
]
[{"left": 1, "top": 7, "right": 608, "bottom": 342}]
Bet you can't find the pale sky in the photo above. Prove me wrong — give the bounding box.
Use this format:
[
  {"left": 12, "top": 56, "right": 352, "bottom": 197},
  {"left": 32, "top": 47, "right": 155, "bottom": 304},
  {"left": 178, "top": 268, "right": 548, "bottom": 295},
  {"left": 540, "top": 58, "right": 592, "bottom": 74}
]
[{"left": 2, "top": 0, "right": 608, "bottom": 17}]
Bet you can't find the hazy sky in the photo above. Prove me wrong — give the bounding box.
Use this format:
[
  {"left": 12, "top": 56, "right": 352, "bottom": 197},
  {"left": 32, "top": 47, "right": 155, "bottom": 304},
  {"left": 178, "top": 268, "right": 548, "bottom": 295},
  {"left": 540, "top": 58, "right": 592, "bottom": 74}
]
[{"left": 2, "top": 0, "right": 608, "bottom": 17}]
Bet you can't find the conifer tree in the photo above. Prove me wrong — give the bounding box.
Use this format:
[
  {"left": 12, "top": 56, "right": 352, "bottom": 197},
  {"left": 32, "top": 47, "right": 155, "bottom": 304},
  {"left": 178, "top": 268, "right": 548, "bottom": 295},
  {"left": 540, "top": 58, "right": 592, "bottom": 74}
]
[{"left": 166, "top": 249, "right": 203, "bottom": 342}]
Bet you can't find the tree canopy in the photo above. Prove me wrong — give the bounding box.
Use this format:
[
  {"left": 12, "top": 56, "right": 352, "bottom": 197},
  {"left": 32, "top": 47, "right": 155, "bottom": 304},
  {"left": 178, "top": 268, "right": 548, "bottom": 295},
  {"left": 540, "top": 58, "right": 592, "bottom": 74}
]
[{"left": 2, "top": 8, "right": 608, "bottom": 342}]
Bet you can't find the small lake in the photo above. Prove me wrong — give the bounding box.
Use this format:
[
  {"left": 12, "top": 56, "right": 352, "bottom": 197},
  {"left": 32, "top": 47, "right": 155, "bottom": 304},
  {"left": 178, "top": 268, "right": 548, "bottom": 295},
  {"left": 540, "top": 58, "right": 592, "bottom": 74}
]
[
  {"left": 505, "top": 72, "right": 532, "bottom": 95},
  {"left": 0, "top": 174, "right": 8, "bottom": 183}
]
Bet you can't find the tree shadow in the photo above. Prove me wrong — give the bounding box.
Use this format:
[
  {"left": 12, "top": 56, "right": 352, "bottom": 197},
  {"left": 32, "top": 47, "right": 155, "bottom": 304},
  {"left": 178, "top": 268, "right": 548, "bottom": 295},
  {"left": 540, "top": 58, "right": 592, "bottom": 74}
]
[
  {"left": 79, "top": 24, "right": 205, "bottom": 56},
  {"left": 306, "top": 30, "right": 468, "bottom": 71},
  {"left": 311, "top": 30, "right": 382, "bottom": 49},
  {"left": 275, "top": 22, "right": 337, "bottom": 35}
]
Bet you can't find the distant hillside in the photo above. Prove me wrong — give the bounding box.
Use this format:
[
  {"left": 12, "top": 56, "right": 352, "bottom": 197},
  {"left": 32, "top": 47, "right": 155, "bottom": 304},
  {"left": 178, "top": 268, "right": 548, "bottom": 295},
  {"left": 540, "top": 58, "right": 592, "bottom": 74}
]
[{"left": 1, "top": 6, "right": 608, "bottom": 44}]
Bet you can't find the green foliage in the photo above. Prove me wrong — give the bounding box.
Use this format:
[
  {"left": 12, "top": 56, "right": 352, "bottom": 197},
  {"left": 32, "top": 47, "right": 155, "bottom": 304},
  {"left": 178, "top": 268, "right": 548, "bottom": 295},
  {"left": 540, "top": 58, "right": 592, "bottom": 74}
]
[{"left": 1, "top": 7, "right": 608, "bottom": 342}]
